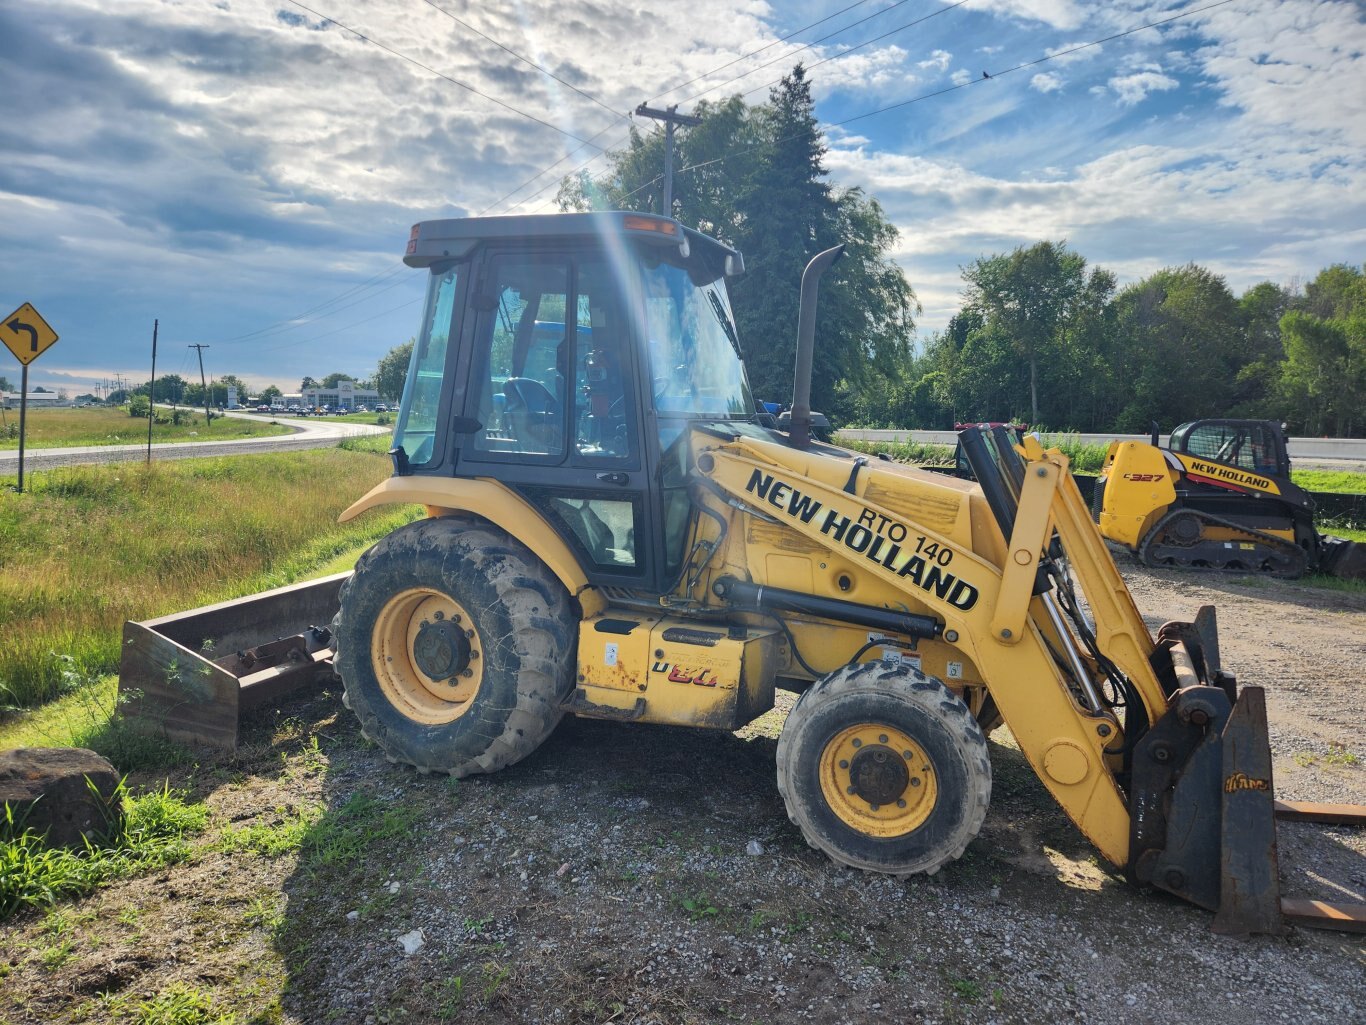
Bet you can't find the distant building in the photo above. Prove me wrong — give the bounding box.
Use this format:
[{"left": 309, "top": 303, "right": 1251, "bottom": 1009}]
[
  {"left": 300, "top": 380, "right": 379, "bottom": 410},
  {"left": 2, "top": 392, "right": 68, "bottom": 409}
]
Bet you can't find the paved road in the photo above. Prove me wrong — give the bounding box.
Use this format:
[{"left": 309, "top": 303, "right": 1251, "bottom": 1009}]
[{"left": 0, "top": 411, "right": 390, "bottom": 473}]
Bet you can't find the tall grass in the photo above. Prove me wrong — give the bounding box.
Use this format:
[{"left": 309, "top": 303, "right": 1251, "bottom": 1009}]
[
  {"left": 0, "top": 447, "right": 418, "bottom": 708},
  {"left": 840, "top": 433, "right": 1111, "bottom": 474},
  {"left": 0, "top": 405, "right": 291, "bottom": 449}
]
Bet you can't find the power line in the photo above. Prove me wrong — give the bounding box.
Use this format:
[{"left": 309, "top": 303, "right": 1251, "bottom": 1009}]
[
  {"left": 485, "top": 0, "right": 901, "bottom": 215},
  {"left": 679, "top": 0, "right": 925, "bottom": 106},
  {"left": 637, "top": 0, "right": 1241, "bottom": 192},
  {"left": 734, "top": 0, "right": 976, "bottom": 104},
  {"left": 646, "top": 0, "right": 882, "bottom": 104},
  {"left": 254, "top": 298, "right": 425, "bottom": 353},
  {"left": 416, "top": 0, "right": 627, "bottom": 121},
  {"left": 213, "top": 265, "right": 409, "bottom": 345},
  {"left": 830, "top": 0, "right": 1239, "bottom": 129},
  {"left": 282, "top": 0, "right": 610, "bottom": 148}
]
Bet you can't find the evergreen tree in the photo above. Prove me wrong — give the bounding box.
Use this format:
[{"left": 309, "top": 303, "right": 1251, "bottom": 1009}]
[{"left": 561, "top": 66, "right": 915, "bottom": 419}]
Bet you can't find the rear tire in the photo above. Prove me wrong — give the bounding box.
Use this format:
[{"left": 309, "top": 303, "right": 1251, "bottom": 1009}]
[
  {"left": 334, "top": 516, "right": 575, "bottom": 777},
  {"left": 776, "top": 662, "right": 991, "bottom": 876}
]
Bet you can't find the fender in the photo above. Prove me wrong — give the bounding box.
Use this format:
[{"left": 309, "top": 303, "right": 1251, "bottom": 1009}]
[{"left": 340, "top": 476, "right": 594, "bottom": 603}]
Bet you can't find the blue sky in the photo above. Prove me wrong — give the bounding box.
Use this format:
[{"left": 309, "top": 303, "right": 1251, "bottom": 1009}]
[{"left": 1, "top": 0, "right": 1362, "bottom": 397}]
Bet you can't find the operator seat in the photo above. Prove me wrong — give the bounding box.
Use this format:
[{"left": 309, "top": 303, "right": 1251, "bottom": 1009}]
[{"left": 502, "top": 377, "right": 561, "bottom": 452}]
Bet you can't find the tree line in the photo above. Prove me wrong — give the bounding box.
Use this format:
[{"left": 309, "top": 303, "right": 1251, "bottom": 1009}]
[
  {"left": 113, "top": 346, "right": 415, "bottom": 409},
  {"left": 558, "top": 65, "right": 1364, "bottom": 438}
]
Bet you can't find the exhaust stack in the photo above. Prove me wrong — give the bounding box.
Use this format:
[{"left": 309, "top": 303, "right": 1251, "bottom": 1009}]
[{"left": 789, "top": 244, "right": 845, "bottom": 449}]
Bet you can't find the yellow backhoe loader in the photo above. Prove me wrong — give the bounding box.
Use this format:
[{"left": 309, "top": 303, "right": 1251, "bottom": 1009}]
[{"left": 120, "top": 212, "right": 1364, "bottom": 934}]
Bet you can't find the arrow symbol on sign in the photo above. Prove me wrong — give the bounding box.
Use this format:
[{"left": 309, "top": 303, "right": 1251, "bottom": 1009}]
[{"left": 7, "top": 318, "right": 38, "bottom": 352}]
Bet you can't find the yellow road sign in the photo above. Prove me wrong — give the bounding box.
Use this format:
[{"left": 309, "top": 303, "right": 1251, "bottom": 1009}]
[{"left": 2, "top": 302, "right": 59, "bottom": 365}]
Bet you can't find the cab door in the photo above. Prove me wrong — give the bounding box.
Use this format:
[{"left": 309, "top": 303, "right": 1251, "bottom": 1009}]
[{"left": 454, "top": 245, "right": 660, "bottom": 589}]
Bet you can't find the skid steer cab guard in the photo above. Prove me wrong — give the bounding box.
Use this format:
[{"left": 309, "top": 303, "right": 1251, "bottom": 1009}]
[{"left": 122, "top": 215, "right": 1361, "bottom": 934}]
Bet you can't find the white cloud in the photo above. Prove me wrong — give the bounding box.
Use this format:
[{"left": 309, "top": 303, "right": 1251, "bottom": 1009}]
[
  {"left": 1031, "top": 72, "right": 1063, "bottom": 93},
  {"left": 1107, "top": 70, "right": 1179, "bottom": 106},
  {"left": 918, "top": 49, "right": 952, "bottom": 72},
  {"left": 972, "top": 0, "right": 1084, "bottom": 31},
  {"left": 951, "top": 69, "right": 973, "bottom": 86}
]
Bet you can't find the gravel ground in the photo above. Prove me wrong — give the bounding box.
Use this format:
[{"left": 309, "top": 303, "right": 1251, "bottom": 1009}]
[{"left": 1, "top": 564, "right": 1362, "bottom": 1025}]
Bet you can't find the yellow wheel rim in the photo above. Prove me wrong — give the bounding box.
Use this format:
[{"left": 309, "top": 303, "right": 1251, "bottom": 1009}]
[
  {"left": 370, "top": 588, "right": 483, "bottom": 725},
  {"left": 818, "top": 724, "right": 937, "bottom": 838}
]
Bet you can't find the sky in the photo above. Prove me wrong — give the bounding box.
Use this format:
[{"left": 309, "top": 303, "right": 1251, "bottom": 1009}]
[{"left": 1, "top": 0, "right": 1362, "bottom": 397}]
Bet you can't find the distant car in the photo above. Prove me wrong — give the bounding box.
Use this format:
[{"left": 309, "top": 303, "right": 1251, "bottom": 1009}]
[
  {"left": 256, "top": 404, "right": 270, "bottom": 413},
  {"left": 375, "top": 404, "right": 389, "bottom": 413}
]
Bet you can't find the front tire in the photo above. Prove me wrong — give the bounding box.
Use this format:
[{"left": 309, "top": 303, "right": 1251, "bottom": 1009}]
[
  {"left": 335, "top": 516, "right": 575, "bottom": 777},
  {"left": 776, "top": 662, "right": 991, "bottom": 876}
]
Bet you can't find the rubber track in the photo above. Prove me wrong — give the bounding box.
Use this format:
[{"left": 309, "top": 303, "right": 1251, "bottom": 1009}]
[{"left": 1140, "top": 508, "right": 1307, "bottom": 578}]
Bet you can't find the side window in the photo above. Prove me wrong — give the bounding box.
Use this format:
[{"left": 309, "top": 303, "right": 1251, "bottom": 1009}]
[
  {"left": 573, "top": 260, "right": 633, "bottom": 461},
  {"left": 523, "top": 488, "right": 641, "bottom": 573},
  {"left": 472, "top": 257, "right": 569, "bottom": 458},
  {"left": 394, "top": 267, "right": 460, "bottom": 467}
]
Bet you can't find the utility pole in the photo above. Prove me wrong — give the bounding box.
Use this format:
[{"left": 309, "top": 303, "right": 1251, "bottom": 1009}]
[
  {"left": 634, "top": 104, "right": 702, "bottom": 217},
  {"left": 146, "top": 319, "right": 158, "bottom": 463},
  {"left": 189, "top": 344, "right": 211, "bottom": 425}
]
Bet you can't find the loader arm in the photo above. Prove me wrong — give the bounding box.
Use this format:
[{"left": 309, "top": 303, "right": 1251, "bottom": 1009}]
[{"left": 698, "top": 430, "right": 1170, "bottom": 870}]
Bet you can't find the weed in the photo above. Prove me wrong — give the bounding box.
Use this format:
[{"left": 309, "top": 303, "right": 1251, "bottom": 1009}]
[
  {"left": 950, "top": 976, "right": 985, "bottom": 1002},
  {"left": 298, "top": 793, "right": 423, "bottom": 879},
  {"left": 38, "top": 938, "right": 75, "bottom": 970},
  {"left": 0, "top": 784, "right": 208, "bottom": 921},
  {"left": 244, "top": 896, "right": 285, "bottom": 933},
  {"left": 132, "top": 982, "right": 235, "bottom": 1025},
  {"left": 678, "top": 893, "right": 719, "bottom": 921},
  {"left": 117, "top": 905, "right": 141, "bottom": 928},
  {"left": 1324, "top": 744, "right": 1359, "bottom": 766},
  {"left": 463, "top": 915, "right": 494, "bottom": 933},
  {"left": 432, "top": 976, "right": 465, "bottom": 1019},
  {"left": 480, "top": 962, "right": 512, "bottom": 1003},
  {"left": 218, "top": 804, "right": 322, "bottom": 857}
]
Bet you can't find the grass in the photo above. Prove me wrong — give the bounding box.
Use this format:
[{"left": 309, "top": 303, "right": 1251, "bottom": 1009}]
[
  {"left": 0, "top": 445, "right": 420, "bottom": 707},
  {"left": 0, "top": 783, "right": 209, "bottom": 922},
  {"left": 0, "top": 405, "right": 291, "bottom": 449},
  {"left": 1290, "top": 470, "right": 1366, "bottom": 494},
  {"left": 840, "top": 433, "right": 1112, "bottom": 473}
]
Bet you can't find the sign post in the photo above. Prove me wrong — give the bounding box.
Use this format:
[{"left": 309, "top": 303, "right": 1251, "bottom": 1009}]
[{"left": 1, "top": 302, "right": 60, "bottom": 494}]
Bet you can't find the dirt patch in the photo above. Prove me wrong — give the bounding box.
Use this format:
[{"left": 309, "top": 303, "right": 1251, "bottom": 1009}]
[{"left": 2, "top": 565, "right": 1363, "bottom": 1024}]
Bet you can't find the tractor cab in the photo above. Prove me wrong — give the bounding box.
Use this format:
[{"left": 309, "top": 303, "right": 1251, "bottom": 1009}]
[
  {"left": 391, "top": 212, "right": 758, "bottom": 593},
  {"left": 1168, "top": 419, "right": 1290, "bottom": 480}
]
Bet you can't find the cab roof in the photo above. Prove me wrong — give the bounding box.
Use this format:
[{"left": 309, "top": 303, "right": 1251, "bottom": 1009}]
[{"left": 403, "top": 211, "right": 742, "bottom": 273}]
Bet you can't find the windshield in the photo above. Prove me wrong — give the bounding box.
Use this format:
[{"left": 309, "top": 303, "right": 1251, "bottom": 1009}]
[
  {"left": 393, "top": 266, "right": 460, "bottom": 466},
  {"left": 639, "top": 260, "right": 754, "bottom": 418}
]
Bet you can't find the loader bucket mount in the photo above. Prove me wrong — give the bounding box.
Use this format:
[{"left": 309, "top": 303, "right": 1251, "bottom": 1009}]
[
  {"left": 118, "top": 572, "right": 348, "bottom": 752},
  {"left": 1134, "top": 607, "right": 1366, "bottom": 934}
]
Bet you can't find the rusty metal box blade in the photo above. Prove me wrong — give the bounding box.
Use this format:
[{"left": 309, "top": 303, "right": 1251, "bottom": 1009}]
[{"left": 118, "top": 572, "right": 349, "bottom": 752}]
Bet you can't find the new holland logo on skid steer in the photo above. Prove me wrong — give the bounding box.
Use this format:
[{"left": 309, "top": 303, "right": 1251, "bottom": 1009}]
[
  {"left": 744, "top": 470, "right": 981, "bottom": 611},
  {"left": 1182, "top": 457, "right": 1275, "bottom": 492}
]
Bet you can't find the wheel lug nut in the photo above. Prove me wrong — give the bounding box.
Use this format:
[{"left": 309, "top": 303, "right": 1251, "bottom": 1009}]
[
  {"left": 433, "top": 611, "right": 444, "bottom": 620},
  {"left": 903, "top": 750, "right": 913, "bottom": 760},
  {"left": 839, "top": 759, "right": 849, "bottom": 769},
  {"left": 879, "top": 734, "right": 888, "bottom": 744},
  {"left": 911, "top": 778, "right": 921, "bottom": 787},
  {"left": 897, "top": 799, "right": 907, "bottom": 808},
  {"left": 847, "top": 786, "right": 856, "bottom": 794},
  {"left": 851, "top": 738, "right": 862, "bottom": 748},
  {"left": 869, "top": 804, "right": 880, "bottom": 812}
]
